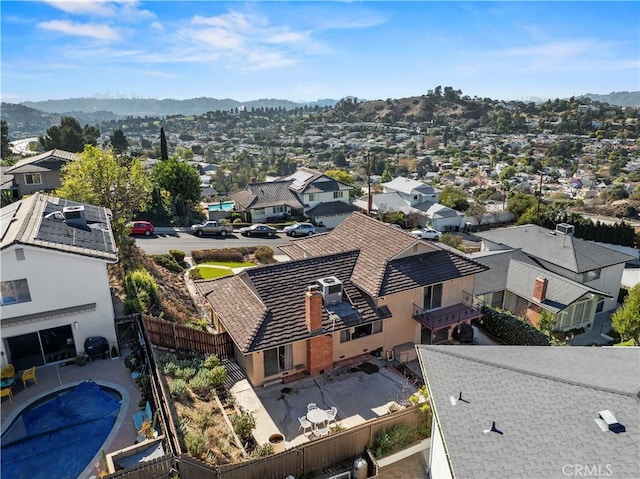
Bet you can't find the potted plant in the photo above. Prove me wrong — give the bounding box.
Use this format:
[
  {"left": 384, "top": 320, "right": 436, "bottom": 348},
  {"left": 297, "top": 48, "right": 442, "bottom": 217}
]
[
  {"left": 76, "top": 352, "right": 89, "bottom": 366},
  {"left": 137, "top": 419, "right": 156, "bottom": 441}
]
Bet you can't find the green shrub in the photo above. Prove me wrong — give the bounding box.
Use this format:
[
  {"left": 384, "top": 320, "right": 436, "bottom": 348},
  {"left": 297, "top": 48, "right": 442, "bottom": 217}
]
[
  {"left": 124, "top": 269, "right": 161, "bottom": 314},
  {"left": 254, "top": 246, "right": 274, "bottom": 262},
  {"left": 189, "top": 268, "right": 203, "bottom": 280},
  {"left": 203, "top": 355, "right": 220, "bottom": 369},
  {"left": 169, "top": 249, "right": 186, "bottom": 263},
  {"left": 151, "top": 253, "right": 184, "bottom": 273},
  {"left": 251, "top": 443, "right": 273, "bottom": 458},
  {"left": 233, "top": 218, "right": 243, "bottom": 224},
  {"left": 123, "top": 298, "right": 141, "bottom": 314},
  {"left": 195, "top": 410, "right": 215, "bottom": 431},
  {"left": 174, "top": 366, "right": 197, "bottom": 380},
  {"left": 208, "top": 365, "right": 228, "bottom": 387},
  {"left": 163, "top": 361, "right": 178, "bottom": 377},
  {"left": 170, "top": 379, "right": 188, "bottom": 398},
  {"left": 184, "top": 431, "right": 206, "bottom": 457},
  {"left": 480, "top": 306, "right": 550, "bottom": 345},
  {"left": 191, "top": 248, "right": 243, "bottom": 263},
  {"left": 188, "top": 374, "right": 211, "bottom": 397},
  {"left": 230, "top": 411, "right": 256, "bottom": 440},
  {"left": 372, "top": 424, "right": 420, "bottom": 458}
]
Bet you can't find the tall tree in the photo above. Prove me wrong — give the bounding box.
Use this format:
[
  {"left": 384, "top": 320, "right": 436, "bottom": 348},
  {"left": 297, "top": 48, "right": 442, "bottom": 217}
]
[
  {"left": 39, "top": 116, "right": 100, "bottom": 152},
  {"left": 612, "top": 284, "right": 640, "bottom": 345},
  {"left": 109, "top": 129, "right": 129, "bottom": 156},
  {"left": 160, "top": 127, "right": 168, "bottom": 160},
  {"left": 439, "top": 185, "right": 470, "bottom": 211},
  {"left": 152, "top": 157, "right": 201, "bottom": 204},
  {"left": 55, "top": 145, "right": 152, "bottom": 244},
  {"left": 1, "top": 120, "right": 11, "bottom": 159}
]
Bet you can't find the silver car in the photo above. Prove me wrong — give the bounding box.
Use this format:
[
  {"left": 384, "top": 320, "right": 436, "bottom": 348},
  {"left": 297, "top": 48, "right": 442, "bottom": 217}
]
[{"left": 283, "top": 222, "right": 316, "bottom": 237}]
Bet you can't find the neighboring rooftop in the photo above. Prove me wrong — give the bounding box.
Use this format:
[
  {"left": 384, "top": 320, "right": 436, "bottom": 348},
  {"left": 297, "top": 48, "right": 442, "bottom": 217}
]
[
  {"left": 417, "top": 345, "right": 640, "bottom": 479},
  {"left": 0, "top": 192, "right": 117, "bottom": 261},
  {"left": 382, "top": 176, "right": 438, "bottom": 196},
  {"left": 475, "top": 224, "right": 634, "bottom": 273},
  {"left": 6, "top": 149, "right": 78, "bottom": 174},
  {"left": 230, "top": 180, "right": 303, "bottom": 210}
]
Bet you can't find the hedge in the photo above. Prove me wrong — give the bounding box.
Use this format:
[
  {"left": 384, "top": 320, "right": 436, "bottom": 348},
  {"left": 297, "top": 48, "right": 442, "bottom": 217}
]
[
  {"left": 152, "top": 253, "right": 184, "bottom": 273},
  {"left": 480, "top": 305, "right": 550, "bottom": 346},
  {"left": 191, "top": 247, "right": 257, "bottom": 264}
]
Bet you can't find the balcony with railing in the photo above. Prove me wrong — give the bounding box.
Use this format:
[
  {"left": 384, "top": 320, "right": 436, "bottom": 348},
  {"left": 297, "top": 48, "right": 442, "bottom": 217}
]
[{"left": 412, "top": 291, "right": 483, "bottom": 332}]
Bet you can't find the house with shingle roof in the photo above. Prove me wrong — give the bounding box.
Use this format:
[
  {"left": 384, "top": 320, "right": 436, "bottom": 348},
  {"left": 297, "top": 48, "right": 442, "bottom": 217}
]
[
  {"left": 230, "top": 167, "right": 356, "bottom": 227},
  {"left": 196, "top": 212, "right": 487, "bottom": 386},
  {"left": 417, "top": 345, "right": 640, "bottom": 479},
  {"left": 5, "top": 149, "right": 78, "bottom": 198},
  {"left": 472, "top": 223, "right": 634, "bottom": 332},
  {"left": 0, "top": 192, "right": 118, "bottom": 371}
]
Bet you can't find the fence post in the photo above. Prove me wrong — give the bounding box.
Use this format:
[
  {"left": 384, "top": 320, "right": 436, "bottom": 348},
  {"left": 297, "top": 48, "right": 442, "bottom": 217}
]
[{"left": 172, "top": 322, "right": 177, "bottom": 350}]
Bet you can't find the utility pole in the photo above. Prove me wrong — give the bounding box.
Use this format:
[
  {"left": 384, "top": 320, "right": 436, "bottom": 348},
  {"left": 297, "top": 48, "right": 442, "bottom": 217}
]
[
  {"left": 367, "top": 152, "right": 373, "bottom": 216},
  {"left": 536, "top": 170, "right": 544, "bottom": 222}
]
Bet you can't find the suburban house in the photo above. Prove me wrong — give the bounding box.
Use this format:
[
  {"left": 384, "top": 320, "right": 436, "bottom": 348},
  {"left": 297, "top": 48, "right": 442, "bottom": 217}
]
[
  {"left": 417, "top": 345, "right": 640, "bottom": 479},
  {"left": 230, "top": 167, "right": 357, "bottom": 228},
  {"left": 353, "top": 176, "right": 462, "bottom": 232},
  {"left": 195, "top": 212, "right": 487, "bottom": 386},
  {"left": 0, "top": 192, "right": 118, "bottom": 371},
  {"left": 4, "top": 149, "right": 77, "bottom": 198},
  {"left": 471, "top": 223, "right": 634, "bottom": 332}
]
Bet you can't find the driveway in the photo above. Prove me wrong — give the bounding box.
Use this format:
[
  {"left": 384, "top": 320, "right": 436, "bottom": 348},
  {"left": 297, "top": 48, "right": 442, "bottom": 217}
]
[{"left": 229, "top": 358, "right": 419, "bottom": 448}]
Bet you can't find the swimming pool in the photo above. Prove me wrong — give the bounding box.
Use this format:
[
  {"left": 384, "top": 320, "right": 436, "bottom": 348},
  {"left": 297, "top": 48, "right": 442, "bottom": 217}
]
[
  {"left": 1, "top": 381, "right": 123, "bottom": 479},
  {"left": 208, "top": 201, "right": 235, "bottom": 212}
]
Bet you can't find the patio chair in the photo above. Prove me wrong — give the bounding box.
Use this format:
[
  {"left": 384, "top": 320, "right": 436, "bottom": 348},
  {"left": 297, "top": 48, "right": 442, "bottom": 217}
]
[
  {"left": 298, "top": 416, "right": 313, "bottom": 436},
  {"left": 1, "top": 364, "right": 15, "bottom": 380},
  {"left": 307, "top": 402, "right": 317, "bottom": 411},
  {"left": 314, "top": 422, "right": 329, "bottom": 437},
  {"left": 22, "top": 366, "right": 37, "bottom": 389},
  {"left": 325, "top": 406, "right": 338, "bottom": 426},
  {"left": 0, "top": 387, "right": 12, "bottom": 403}
]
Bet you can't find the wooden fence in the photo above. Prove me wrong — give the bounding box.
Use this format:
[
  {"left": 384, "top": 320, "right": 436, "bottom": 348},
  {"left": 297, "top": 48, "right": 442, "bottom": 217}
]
[{"left": 142, "top": 315, "right": 234, "bottom": 359}]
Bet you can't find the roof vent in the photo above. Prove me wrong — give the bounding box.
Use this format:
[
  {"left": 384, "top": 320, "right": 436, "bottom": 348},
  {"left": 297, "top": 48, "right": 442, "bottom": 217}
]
[
  {"left": 62, "top": 205, "right": 87, "bottom": 228},
  {"left": 483, "top": 421, "right": 503, "bottom": 435},
  {"left": 556, "top": 223, "right": 574, "bottom": 235},
  {"left": 318, "top": 276, "right": 343, "bottom": 305},
  {"left": 595, "top": 410, "right": 626, "bottom": 434}
]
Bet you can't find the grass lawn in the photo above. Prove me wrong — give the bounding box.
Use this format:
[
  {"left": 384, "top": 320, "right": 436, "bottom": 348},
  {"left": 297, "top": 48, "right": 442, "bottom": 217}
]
[
  {"left": 195, "top": 267, "right": 233, "bottom": 280},
  {"left": 200, "top": 260, "right": 255, "bottom": 268}
]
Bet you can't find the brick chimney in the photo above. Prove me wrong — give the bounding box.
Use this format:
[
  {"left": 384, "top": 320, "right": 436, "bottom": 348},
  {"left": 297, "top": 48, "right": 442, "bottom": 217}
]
[
  {"left": 305, "top": 286, "right": 323, "bottom": 333},
  {"left": 532, "top": 277, "right": 548, "bottom": 302}
]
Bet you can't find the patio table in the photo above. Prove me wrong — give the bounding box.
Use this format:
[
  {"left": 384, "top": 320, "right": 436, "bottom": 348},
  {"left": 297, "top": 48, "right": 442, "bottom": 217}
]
[
  {"left": 0, "top": 378, "right": 14, "bottom": 389},
  {"left": 307, "top": 408, "right": 329, "bottom": 425}
]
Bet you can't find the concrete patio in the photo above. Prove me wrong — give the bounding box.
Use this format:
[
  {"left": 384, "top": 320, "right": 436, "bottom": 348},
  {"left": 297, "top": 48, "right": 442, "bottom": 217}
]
[
  {"left": 1, "top": 350, "right": 144, "bottom": 479},
  {"left": 229, "top": 357, "right": 419, "bottom": 449}
]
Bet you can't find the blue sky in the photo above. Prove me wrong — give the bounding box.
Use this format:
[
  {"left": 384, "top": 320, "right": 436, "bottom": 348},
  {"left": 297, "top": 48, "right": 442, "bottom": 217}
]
[{"left": 2, "top": 1, "right": 638, "bottom": 103}]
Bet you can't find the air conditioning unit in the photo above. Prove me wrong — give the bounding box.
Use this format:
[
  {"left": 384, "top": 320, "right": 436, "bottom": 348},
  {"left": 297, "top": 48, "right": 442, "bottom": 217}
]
[
  {"left": 62, "top": 205, "right": 87, "bottom": 228},
  {"left": 556, "top": 223, "right": 574, "bottom": 235},
  {"left": 318, "top": 276, "right": 343, "bottom": 305}
]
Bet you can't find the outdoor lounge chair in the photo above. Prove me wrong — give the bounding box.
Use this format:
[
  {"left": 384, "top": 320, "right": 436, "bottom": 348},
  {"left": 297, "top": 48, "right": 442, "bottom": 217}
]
[
  {"left": 0, "top": 387, "right": 12, "bottom": 403},
  {"left": 133, "top": 401, "right": 153, "bottom": 431},
  {"left": 307, "top": 402, "right": 317, "bottom": 411},
  {"left": 325, "top": 406, "right": 338, "bottom": 426},
  {"left": 298, "top": 416, "right": 313, "bottom": 436},
  {"left": 314, "top": 422, "right": 329, "bottom": 437},
  {"left": 22, "top": 366, "right": 37, "bottom": 388}
]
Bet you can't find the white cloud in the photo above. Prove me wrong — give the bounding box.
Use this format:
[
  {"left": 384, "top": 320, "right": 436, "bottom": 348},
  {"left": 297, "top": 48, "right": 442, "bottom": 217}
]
[
  {"left": 38, "top": 19, "right": 121, "bottom": 41},
  {"left": 42, "top": 0, "right": 156, "bottom": 21}
]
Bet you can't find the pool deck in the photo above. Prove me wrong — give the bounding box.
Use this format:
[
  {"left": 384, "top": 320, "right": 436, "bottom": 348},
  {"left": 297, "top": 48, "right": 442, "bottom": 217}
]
[{"left": 1, "top": 352, "right": 143, "bottom": 479}]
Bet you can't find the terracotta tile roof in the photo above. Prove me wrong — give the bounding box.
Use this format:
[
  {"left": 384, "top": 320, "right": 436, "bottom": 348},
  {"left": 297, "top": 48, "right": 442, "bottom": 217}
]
[
  {"left": 279, "top": 212, "right": 425, "bottom": 297},
  {"left": 380, "top": 250, "right": 489, "bottom": 296}
]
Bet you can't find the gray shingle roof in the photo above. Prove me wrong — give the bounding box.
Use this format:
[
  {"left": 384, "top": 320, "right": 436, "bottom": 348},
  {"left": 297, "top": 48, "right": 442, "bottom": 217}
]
[
  {"left": 306, "top": 200, "right": 358, "bottom": 217},
  {"left": 230, "top": 180, "right": 303, "bottom": 210},
  {"left": 380, "top": 250, "right": 488, "bottom": 296},
  {"left": 475, "top": 224, "right": 634, "bottom": 273},
  {"left": 196, "top": 250, "right": 391, "bottom": 353},
  {"left": 472, "top": 249, "right": 537, "bottom": 295},
  {"left": 6, "top": 149, "right": 77, "bottom": 174},
  {"left": 417, "top": 346, "right": 640, "bottom": 479},
  {"left": 0, "top": 192, "right": 117, "bottom": 261}
]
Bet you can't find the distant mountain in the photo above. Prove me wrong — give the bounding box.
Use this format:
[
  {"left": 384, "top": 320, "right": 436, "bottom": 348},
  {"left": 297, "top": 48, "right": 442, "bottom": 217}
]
[
  {"left": 21, "top": 97, "right": 338, "bottom": 117},
  {"left": 581, "top": 91, "right": 640, "bottom": 107}
]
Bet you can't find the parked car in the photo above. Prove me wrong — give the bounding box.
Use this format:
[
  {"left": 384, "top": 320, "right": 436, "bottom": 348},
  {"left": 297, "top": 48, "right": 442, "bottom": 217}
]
[
  {"left": 190, "top": 220, "right": 234, "bottom": 237},
  {"left": 283, "top": 222, "right": 316, "bottom": 237},
  {"left": 410, "top": 227, "right": 442, "bottom": 240},
  {"left": 127, "top": 221, "right": 154, "bottom": 236},
  {"left": 239, "top": 224, "right": 277, "bottom": 237}
]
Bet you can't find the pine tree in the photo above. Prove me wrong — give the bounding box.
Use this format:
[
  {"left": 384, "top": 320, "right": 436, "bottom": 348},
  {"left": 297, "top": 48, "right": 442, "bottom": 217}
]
[{"left": 160, "top": 127, "right": 168, "bottom": 160}]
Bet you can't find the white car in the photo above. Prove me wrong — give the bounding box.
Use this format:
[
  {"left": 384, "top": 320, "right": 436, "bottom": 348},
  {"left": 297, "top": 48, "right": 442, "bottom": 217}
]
[{"left": 410, "top": 227, "right": 443, "bottom": 240}]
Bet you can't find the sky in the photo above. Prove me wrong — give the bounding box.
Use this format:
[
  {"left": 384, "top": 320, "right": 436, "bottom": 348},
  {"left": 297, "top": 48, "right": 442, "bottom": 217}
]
[{"left": 1, "top": 1, "right": 639, "bottom": 104}]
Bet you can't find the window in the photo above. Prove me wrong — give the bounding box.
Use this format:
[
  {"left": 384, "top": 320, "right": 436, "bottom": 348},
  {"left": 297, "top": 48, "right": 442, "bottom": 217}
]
[
  {"left": 264, "top": 344, "right": 293, "bottom": 377},
  {"left": 424, "top": 283, "right": 443, "bottom": 310},
  {"left": 333, "top": 191, "right": 344, "bottom": 199},
  {"left": 255, "top": 208, "right": 266, "bottom": 216},
  {"left": 273, "top": 206, "right": 284, "bottom": 214},
  {"left": 308, "top": 193, "right": 319, "bottom": 202},
  {"left": 340, "top": 321, "right": 383, "bottom": 343},
  {"left": 15, "top": 248, "right": 25, "bottom": 261},
  {"left": 413, "top": 195, "right": 419, "bottom": 200},
  {"left": 24, "top": 173, "right": 42, "bottom": 185},
  {"left": 1, "top": 279, "right": 31, "bottom": 305}
]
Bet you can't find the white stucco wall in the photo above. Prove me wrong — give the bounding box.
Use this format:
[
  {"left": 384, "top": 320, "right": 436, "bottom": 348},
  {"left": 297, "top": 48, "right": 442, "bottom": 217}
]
[{"left": 1, "top": 245, "right": 117, "bottom": 362}]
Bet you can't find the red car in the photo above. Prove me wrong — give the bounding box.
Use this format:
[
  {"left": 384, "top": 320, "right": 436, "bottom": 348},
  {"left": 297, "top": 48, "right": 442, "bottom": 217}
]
[{"left": 128, "top": 221, "right": 155, "bottom": 236}]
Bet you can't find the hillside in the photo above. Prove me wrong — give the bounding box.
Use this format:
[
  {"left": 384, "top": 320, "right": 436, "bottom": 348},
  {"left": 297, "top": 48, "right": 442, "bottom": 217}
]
[{"left": 581, "top": 91, "right": 640, "bottom": 107}]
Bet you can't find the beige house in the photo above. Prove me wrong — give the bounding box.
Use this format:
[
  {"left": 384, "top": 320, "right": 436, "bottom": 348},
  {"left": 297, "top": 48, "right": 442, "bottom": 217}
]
[
  {"left": 196, "top": 213, "right": 487, "bottom": 386},
  {"left": 5, "top": 149, "right": 78, "bottom": 198}
]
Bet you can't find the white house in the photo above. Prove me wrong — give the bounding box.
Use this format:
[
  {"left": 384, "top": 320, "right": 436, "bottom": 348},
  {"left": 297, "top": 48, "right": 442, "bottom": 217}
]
[
  {"left": 381, "top": 176, "right": 440, "bottom": 205},
  {"left": 1, "top": 193, "right": 118, "bottom": 372}
]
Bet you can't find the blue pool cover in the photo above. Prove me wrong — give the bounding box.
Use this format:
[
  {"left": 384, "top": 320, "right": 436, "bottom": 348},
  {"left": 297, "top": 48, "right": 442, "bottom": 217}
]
[{"left": 1, "top": 381, "right": 121, "bottom": 479}]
